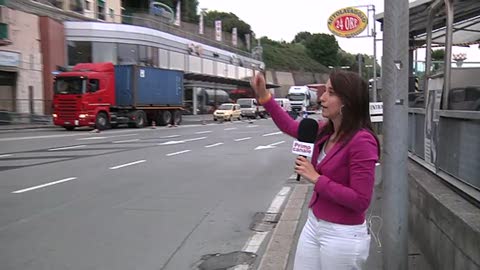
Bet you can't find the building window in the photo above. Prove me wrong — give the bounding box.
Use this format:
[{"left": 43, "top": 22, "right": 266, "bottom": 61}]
[
  {"left": 68, "top": 41, "right": 92, "bottom": 66},
  {"left": 97, "top": 0, "right": 105, "bottom": 20},
  {"left": 109, "top": 8, "right": 114, "bottom": 19},
  {"left": 85, "top": 0, "right": 91, "bottom": 10},
  {"left": 117, "top": 43, "right": 138, "bottom": 64},
  {"left": 70, "top": 0, "right": 83, "bottom": 14},
  {"left": 92, "top": 42, "right": 118, "bottom": 64}
]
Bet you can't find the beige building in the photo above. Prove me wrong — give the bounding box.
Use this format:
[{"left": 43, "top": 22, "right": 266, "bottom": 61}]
[
  {"left": 33, "top": 0, "right": 122, "bottom": 23},
  {"left": 0, "top": 7, "right": 43, "bottom": 114}
]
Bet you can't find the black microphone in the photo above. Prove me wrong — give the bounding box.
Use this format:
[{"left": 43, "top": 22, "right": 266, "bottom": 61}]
[{"left": 294, "top": 118, "right": 319, "bottom": 181}]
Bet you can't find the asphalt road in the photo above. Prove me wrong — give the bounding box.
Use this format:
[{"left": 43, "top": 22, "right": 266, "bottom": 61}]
[{"left": 0, "top": 119, "right": 298, "bottom": 270}]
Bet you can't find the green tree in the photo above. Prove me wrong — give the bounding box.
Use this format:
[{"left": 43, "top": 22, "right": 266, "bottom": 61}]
[
  {"left": 204, "top": 11, "right": 253, "bottom": 43},
  {"left": 304, "top": 33, "right": 340, "bottom": 67},
  {"left": 293, "top": 31, "right": 312, "bottom": 44},
  {"left": 431, "top": 49, "right": 445, "bottom": 61}
]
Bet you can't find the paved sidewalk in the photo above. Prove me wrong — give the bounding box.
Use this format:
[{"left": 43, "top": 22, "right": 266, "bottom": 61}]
[{"left": 257, "top": 173, "right": 433, "bottom": 270}]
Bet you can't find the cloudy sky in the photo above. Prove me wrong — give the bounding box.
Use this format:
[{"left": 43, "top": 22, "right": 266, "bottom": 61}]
[{"left": 197, "top": 0, "right": 480, "bottom": 63}]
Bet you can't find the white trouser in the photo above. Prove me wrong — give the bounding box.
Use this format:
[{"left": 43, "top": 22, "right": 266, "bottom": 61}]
[{"left": 293, "top": 209, "right": 371, "bottom": 270}]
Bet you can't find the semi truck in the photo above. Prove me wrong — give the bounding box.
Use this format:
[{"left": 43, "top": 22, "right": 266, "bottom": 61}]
[
  {"left": 52, "top": 62, "right": 184, "bottom": 130},
  {"left": 287, "top": 85, "right": 319, "bottom": 112}
]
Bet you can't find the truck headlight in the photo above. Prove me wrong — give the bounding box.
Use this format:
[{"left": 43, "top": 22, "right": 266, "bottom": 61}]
[
  {"left": 79, "top": 114, "right": 87, "bottom": 119},
  {"left": 52, "top": 113, "right": 58, "bottom": 118}
]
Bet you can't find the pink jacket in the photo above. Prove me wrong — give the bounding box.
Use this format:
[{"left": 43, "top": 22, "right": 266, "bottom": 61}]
[{"left": 263, "top": 97, "right": 378, "bottom": 225}]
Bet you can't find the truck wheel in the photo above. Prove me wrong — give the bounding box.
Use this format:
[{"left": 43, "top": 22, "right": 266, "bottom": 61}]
[
  {"left": 95, "top": 112, "right": 109, "bottom": 130},
  {"left": 133, "top": 110, "right": 146, "bottom": 128},
  {"left": 172, "top": 110, "right": 182, "bottom": 125},
  {"left": 64, "top": 126, "right": 75, "bottom": 131},
  {"left": 158, "top": 110, "right": 172, "bottom": 126}
]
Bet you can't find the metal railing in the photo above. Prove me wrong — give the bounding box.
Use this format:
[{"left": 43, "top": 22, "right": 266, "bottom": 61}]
[{"left": 0, "top": 99, "right": 52, "bottom": 125}]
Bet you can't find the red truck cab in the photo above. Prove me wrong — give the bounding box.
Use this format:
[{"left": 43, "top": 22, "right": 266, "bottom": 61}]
[{"left": 53, "top": 62, "right": 115, "bottom": 130}]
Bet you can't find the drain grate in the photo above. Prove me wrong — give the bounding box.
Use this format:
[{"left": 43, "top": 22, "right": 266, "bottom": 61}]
[
  {"left": 196, "top": 251, "right": 257, "bottom": 270},
  {"left": 250, "top": 212, "right": 280, "bottom": 232}
]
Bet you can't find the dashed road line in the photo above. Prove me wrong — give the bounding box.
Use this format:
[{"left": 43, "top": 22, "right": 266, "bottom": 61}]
[
  {"left": 166, "top": 150, "right": 191, "bottom": 156},
  {"left": 262, "top": 131, "right": 282, "bottom": 137},
  {"left": 195, "top": 131, "right": 212, "bottom": 134},
  {"left": 0, "top": 154, "right": 12, "bottom": 158},
  {"left": 113, "top": 139, "right": 140, "bottom": 144},
  {"left": 205, "top": 142, "right": 224, "bottom": 148},
  {"left": 12, "top": 177, "right": 77, "bottom": 194},
  {"left": 109, "top": 160, "right": 146, "bottom": 170},
  {"left": 48, "top": 145, "right": 87, "bottom": 151},
  {"left": 234, "top": 137, "right": 252, "bottom": 142}
]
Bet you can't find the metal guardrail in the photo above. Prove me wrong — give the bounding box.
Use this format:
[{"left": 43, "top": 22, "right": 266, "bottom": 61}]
[{"left": 408, "top": 108, "right": 480, "bottom": 205}]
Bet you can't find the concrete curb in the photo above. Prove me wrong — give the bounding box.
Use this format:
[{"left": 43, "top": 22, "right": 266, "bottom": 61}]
[{"left": 257, "top": 184, "right": 310, "bottom": 270}]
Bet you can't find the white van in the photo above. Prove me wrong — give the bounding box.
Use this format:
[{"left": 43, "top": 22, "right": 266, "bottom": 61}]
[
  {"left": 237, "top": 98, "right": 268, "bottom": 119},
  {"left": 275, "top": 98, "right": 292, "bottom": 112}
]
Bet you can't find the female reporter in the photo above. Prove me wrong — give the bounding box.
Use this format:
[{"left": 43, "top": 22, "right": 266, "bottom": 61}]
[{"left": 251, "top": 71, "right": 379, "bottom": 270}]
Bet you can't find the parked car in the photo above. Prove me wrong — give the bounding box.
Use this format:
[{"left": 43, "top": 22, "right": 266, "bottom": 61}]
[
  {"left": 213, "top": 103, "right": 242, "bottom": 121},
  {"left": 237, "top": 98, "right": 268, "bottom": 119}
]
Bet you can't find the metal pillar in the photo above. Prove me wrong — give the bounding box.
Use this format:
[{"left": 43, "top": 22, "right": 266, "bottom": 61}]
[
  {"left": 193, "top": 87, "right": 199, "bottom": 115},
  {"left": 381, "top": 0, "right": 409, "bottom": 269},
  {"left": 442, "top": 0, "right": 454, "bottom": 110},
  {"left": 372, "top": 5, "right": 378, "bottom": 102}
]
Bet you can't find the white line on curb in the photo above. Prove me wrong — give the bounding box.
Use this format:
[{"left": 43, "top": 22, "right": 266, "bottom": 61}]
[
  {"left": 109, "top": 160, "right": 146, "bottom": 170},
  {"left": 12, "top": 177, "right": 77, "bottom": 193}
]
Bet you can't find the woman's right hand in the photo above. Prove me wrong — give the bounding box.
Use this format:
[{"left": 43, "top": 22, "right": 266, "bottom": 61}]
[{"left": 250, "top": 72, "right": 270, "bottom": 101}]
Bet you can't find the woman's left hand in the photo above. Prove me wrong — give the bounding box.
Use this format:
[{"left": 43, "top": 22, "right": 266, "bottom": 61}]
[{"left": 295, "top": 156, "right": 321, "bottom": 184}]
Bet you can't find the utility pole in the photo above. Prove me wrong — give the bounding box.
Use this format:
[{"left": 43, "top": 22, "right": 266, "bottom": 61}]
[{"left": 381, "top": 0, "right": 409, "bottom": 270}]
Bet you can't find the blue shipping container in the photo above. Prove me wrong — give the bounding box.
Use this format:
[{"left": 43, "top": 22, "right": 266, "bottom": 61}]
[{"left": 114, "top": 65, "right": 184, "bottom": 107}]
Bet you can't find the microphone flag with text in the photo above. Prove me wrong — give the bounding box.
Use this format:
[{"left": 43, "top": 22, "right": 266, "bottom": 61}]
[{"left": 292, "top": 118, "right": 319, "bottom": 181}]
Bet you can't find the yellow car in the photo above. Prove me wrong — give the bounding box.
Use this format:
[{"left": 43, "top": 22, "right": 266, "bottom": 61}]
[{"left": 213, "top": 103, "right": 242, "bottom": 121}]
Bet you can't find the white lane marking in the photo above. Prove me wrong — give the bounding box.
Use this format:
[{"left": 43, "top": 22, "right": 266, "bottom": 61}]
[
  {"left": 162, "top": 135, "right": 181, "bottom": 138},
  {"left": 246, "top": 125, "right": 258, "bottom": 128},
  {"left": 0, "top": 154, "right": 12, "bottom": 158},
  {"left": 269, "top": 141, "right": 286, "bottom": 146},
  {"left": 112, "top": 134, "right": 138, "bottom": 138},
  {"left": 254, "top": 141, "right": 285, "bottom": 150},
  {"left": 205, "top": 142, "right": 224, "bottom": 148},
  {"left": 0, "top": 133, "right": 84, "bottom": 142},
  {"left": 166, "top": 150, "right": 191, "bottom": 156},
  {"left": 113, "top": 139, "right": 140, "bottom": 144},
  {"left": 12, "top": 177, "right": 77, "bottom": 194},
  {"left": 48, "top": 145, "right": 86, "bottom": 151},
  {"left": 234, "top": 137, "right": 252, "bottom": 142},
  {"left": 77, "top": 136, "right": 108, "bottom": 141},
  {"left": 224, "top": 127, "right": 237, "bottom": 131},
  {"left": 263, "top": 131, "right": 282, "bottom": 137},
  {"left": 158, "top": 140, "right": 184, "bottom": 145},
  {"left": 109, "top": 160, "right": 146, "bottom": 170},
  {"left": 268, "top": 186, "right": 291, "bottom": 213},
  {"left": 195, "top": 131, "right": 212, "bottom": 134},
  {"left": 184, "top": 136, "right": 207, "bottom": 142}
]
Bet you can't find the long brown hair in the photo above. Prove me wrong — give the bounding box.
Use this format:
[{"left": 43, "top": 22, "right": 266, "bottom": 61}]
[{"left": 318, "top": 70, "right": 380, "bottom": 155}]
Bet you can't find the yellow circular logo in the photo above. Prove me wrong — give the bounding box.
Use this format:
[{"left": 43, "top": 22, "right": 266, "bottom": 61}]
[{"left": 327, "top": 7, "right": 368, "bottom": 38}]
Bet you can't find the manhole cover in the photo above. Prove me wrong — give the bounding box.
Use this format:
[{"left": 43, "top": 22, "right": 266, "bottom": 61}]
[{"left": 196, "top": 251, "right": 257, "bottom": 270}]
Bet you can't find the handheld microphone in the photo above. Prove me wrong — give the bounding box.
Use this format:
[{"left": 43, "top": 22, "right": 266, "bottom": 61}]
[{"left": 292, "top": 118, "right": 319, "bottom": 181}]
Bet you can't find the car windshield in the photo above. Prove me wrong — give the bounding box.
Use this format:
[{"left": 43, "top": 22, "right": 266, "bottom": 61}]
[
  {"left": 55, "top": 77, "right": 85, "bottom": 94},
  {"left": 237, "top": 100, "right": 253, "bottom": 108},
  {"left": 218, "top": 104, "right": 233, "bottom": 110},
  {"left": 289, "top": 94, "right": 305, "bottom": 101}
]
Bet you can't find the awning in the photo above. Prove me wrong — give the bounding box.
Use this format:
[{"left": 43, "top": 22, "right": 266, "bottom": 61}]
[
  {"left": 375, "top": 0, "right": 480, "bottom": 48},
  {"left": 184, "top": 73, "right": 280, "bottom": 89}
]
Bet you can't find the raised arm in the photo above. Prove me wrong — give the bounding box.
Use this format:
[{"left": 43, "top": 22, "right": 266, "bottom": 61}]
[{"left": 251, "top": 72, "right": 299, "bottom": 138}]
